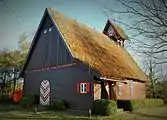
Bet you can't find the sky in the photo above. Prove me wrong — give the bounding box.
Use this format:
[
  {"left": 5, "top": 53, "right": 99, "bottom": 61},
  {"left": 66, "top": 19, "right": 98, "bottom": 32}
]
[
  {"left": 0, "top": 0, "right": 124, "bottom": 50},
  {"left": 0, "top": 0, "right": 143, "bottom": 66}
]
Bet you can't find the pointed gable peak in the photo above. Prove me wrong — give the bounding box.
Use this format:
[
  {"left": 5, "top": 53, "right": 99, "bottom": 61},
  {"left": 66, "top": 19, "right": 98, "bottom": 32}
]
[{"left": 46, "top": 7, "right": 53, "bottom": 14}]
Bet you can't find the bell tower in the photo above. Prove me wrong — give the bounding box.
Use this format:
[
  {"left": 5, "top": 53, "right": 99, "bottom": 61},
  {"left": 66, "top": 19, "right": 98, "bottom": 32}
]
[{"left": 103, "top": 20, "right": 128, "bottom": 47}]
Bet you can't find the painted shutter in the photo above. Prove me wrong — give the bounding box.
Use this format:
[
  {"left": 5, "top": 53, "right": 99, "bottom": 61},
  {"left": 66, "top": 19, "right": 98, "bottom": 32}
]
[
  {"left": 86, "top": 83, "right": 91, "bottom": 93},
  {"left": 77, "top": 83, "right": 80, "bottom": 93}
]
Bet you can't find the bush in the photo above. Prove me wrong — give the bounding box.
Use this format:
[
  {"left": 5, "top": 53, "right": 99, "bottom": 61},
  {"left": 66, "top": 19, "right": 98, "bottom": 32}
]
[
  {"left": 62, "top": 100, "right": 69, "bottom": 108},
  {"left": 92, "top": 99, "right": 117, "bottom": 116},
  {"left": 33, "top": 95, "right": 39, "bottom": 105},
  {"left": 117, "top": 99, "right": 164, "bottom": 111},
  {"left": 20, "top": 95, "right": 35, "bottom": 108},
  {"left": 163, "top": 98, "right": 167, "bottom": 104},
  {"left": 50, "top": 99, "right": 68, "bottom": 111}
]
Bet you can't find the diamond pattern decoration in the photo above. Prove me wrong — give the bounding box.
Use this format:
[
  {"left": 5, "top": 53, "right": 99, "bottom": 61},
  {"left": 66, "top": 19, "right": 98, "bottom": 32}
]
[{"left": 40, "top": 80, "right": 50, "bottom": 106}]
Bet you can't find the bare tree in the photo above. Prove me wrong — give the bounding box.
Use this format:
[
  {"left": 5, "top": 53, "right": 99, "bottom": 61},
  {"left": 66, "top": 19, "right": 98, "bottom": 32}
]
[
  {"left": 143, "top": 51, "right": 159, "bottom": 98},
  {"left": 104, "top": 0, "right": 167, "bottom": 64}
]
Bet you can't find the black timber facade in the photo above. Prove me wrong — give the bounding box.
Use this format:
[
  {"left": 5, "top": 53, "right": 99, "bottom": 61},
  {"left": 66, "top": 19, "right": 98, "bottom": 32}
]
[{"left": 21, "top": 9, "right": 95, "bottom": 110}]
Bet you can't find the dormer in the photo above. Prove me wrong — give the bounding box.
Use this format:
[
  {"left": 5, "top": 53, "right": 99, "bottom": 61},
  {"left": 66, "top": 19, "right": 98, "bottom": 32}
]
[{"left": 103, "top": 19, "right": 128, "bottom": 47}]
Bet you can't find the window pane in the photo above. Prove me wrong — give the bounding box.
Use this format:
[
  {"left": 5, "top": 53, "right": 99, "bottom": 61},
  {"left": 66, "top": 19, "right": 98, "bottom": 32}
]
[
  {"left": 44, "top": 29, "right": 47, "bottom": 33},
  {"left": 80, "top": 84, "right": 83, "bottom": 93},
  {"left": 130, "top": 80, "right": 133, "bottom": 96},
  {"left": 84, "top": 84, "right": 86, "bottom": 92},
  {"left": 80, "top": 83, "right": 87, "bottom": 93},
  {"left": 49, "top": 28, "right": 52, "bottom": 32},
  {"left": 118, "top": 82, "right": 122, "bottom": 96}
]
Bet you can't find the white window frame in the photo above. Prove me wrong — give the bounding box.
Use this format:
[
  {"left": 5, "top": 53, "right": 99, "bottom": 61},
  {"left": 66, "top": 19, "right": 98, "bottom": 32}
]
[
  {"left": 118, "top": 82, "right": 122, "bottom": 96},
  {"left": 80, "top": 83, "right": 87, "bottom": 93},
  {"left": 130, "top": 80, "right": 133, "bottom": 96},
  {"left": 44, "top": 29, "right": 47, "bottom": 34},
  {"left": 49, "top": 27, "right": 52, "bottom": 32},
  {"left": 11, "top": 73, "right": 15, "bottom": 79}
]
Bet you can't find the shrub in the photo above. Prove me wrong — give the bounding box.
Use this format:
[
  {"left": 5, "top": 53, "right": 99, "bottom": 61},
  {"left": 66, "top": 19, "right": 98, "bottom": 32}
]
[
  {"left": 117, "top": 99, "right": 164, "bottom": 111},
  {"left": 33, "top": 94, "right": 40, "bottom": 105},
  {"left": 20, "top": 95, "right": 35, "bottom": 108},
  {"left": 163, "top": 98, "right": 167, "bottom": 104},
  {"left": 50, "top": 99, "right": 68, "bottom": 111},
  {"left": 92, "top": 99, "right": 117, "bottom": 116},
  {"left": 62, "top": 100, "right": 69, "bottom": 108}
]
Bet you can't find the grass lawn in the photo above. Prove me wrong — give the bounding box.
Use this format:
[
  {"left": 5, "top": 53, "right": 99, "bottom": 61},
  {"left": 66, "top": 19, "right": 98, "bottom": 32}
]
[
  {"left": 126, "top": 106, "right": 167, "bottom": 120},
  {"left": 0, "top": 104, "right": 167, "bottom": 120}
]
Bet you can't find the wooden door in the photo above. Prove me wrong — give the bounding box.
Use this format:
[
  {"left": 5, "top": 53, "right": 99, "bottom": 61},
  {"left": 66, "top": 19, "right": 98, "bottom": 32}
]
[{"left": 40, "top": 80, "right": 51, "bottom": 106}]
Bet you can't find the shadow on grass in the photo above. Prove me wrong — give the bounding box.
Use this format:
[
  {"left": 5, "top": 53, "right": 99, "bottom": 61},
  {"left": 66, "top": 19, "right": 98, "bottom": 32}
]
[
  {"left": 0, "top": 109, "right": 95, "bottom": 120},
  {"left": 129, "top": 112, "right": 167, "bottom": 119},
  {"left": 0, "top": 114, "right": 95, "bottom": 120},
  {"left": 0, "top": 104, "right": 22, "bottom": 112},
  {"left": 0, "top": 104, "right": 121, "bottom": 120}
]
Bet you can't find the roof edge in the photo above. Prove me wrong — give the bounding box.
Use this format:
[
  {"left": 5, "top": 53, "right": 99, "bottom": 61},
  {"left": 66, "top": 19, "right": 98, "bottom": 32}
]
[
  {"left": 100, "top": 77, "right": 128, "bottom": 83},
  {"left": 47, "top": 8, "right": 75, "bottom": 58},
  {"left": 100, "top": 76, "right": 147, "bottom": 82},
  {"left": 20, "top": 8, "right": 75, "bottom": 77},
  {"left": 20, "top": 8, "right": 48, "bottom": 77}
]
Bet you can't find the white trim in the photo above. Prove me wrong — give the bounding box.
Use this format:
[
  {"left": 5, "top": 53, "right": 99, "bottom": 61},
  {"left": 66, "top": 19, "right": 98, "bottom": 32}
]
[
  {"left": 49, "top": 27, "right": 52, "bottom": 32},
  {"left": 100, "top": 77, "right": 127, "bottom": 83},
  {"left": 44, "top": 29, "right": 47, "bottom": 33},
  {"left": 80, "top": 83, "right": 87, "bottom": 93},
  {"left": 130, "top": 80, "right": 134, "bottom": 96},
  {"left": 118, "top": 82, "right": 122, "bottom": 96}
]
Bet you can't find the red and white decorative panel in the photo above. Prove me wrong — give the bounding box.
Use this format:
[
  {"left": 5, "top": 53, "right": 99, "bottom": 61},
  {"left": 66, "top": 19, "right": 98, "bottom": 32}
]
[
  {"left": 108, "top": 25, "right": 116, "bottom": 36},
  {"left": 40, "top": 80, "right": 51, "bottom": 106}
]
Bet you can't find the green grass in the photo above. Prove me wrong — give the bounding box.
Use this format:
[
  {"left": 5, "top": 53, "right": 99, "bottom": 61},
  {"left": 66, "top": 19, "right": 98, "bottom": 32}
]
[
  {"left": 0, "top": 104, "right": 167, "bottom": 120},
  {"left": 127, "top": 106, "right": 167, "bottom": 120}
]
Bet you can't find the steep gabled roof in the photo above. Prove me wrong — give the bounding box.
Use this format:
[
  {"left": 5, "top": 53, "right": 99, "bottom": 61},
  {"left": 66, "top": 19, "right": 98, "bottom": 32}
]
[{"left": 48, "top": 8, "right": 148, "bottom": 81}]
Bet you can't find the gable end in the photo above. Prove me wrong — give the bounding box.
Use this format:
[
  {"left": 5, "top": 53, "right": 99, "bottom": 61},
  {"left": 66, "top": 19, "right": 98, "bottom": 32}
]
[{"left": 20, "top": 8, "right": 74, "bottom": 77}]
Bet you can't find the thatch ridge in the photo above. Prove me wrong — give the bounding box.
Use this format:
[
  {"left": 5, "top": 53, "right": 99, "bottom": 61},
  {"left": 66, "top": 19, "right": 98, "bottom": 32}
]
[{"left": 49, "top": 9, "right": 148, "bottom": 81}]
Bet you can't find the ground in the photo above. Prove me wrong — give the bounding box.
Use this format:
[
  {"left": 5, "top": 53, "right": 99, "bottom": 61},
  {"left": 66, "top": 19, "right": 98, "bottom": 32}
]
[{"left": 0, "top": 104, "right": 167, "bottom": 120}]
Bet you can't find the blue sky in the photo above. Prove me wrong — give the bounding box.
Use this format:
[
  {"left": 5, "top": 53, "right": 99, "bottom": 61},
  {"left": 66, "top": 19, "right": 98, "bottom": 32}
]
[
  {"left": 0, "top": 0, "right": 144, "bottom": 65},
  {"left": 0, "top": 0, "right": 124, "bottom": 50},
  {"left": 0, "top": 0, "right": 146, "bottom": 65},
  {"left": 1, "top": 0, "right": 166, "bottom": 75}
]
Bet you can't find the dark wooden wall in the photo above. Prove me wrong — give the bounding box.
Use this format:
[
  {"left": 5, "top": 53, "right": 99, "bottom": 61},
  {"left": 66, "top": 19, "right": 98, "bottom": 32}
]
[
  {"left": 26, "top": 15, "right": 73, "bottom": 70},
  {"left": 23, "top": 12, "right": 95, "bottom": 110},
  {"left": 24, "top": 63, "right": 94, "bottom": 110}
]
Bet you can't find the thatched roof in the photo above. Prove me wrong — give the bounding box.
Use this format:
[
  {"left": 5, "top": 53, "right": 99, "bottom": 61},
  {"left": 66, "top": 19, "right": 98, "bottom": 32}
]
[
  {"left": 109, "top": 20, "right": 128, "bottom": 40},
  {"left": 49, "top": 9, "right": 148, "bottom": 81}
]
